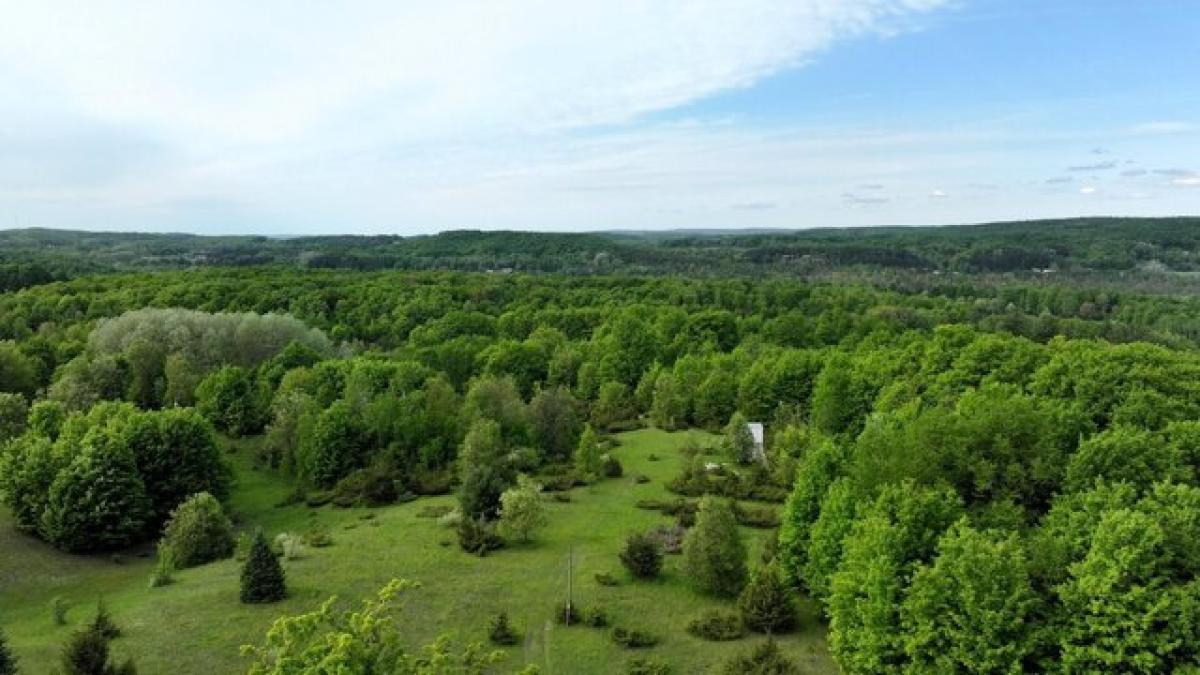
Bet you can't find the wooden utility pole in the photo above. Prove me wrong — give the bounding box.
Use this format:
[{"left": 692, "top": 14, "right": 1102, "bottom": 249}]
[{"left": 565, "top": 545, "right": 574, "bottom": 626}]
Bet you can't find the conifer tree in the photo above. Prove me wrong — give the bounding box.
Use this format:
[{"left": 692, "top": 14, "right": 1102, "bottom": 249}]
[
  {"left": 0, "top": 626, "right": 17, "bottom": 675},
  {"left": 683, "top": 496, "right": 747, "bottom": 597},
  {"left": 738, "top": 562, "right": 797, "bottom": 634},
  {"left": 240, "top": 531, "right": 286, "bottom": 604}
]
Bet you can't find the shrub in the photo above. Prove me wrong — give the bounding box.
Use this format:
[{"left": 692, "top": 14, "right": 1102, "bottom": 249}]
[
  {"left": 646, "top": 525, "right": 686, "bottom": 555},
  {"left": 234, "top": 532, "right": 253, "bottom": 561},
  {"left": 301, "top": 525, "right": 333, "bottom": 548},
  {"left": 416, "top": 504, "right": 454, "bottom": 519},
  {"left": 59, "top": 627, "right": 136, "bottom": 675},
  {"left": 0, "top": 626, "right": 16, "bottom": 675},
  {"left": 457, "top": 517, "right": 504, "bottom": 556},
  {"left": 331, "top": 467, "right": 398, "bottom": 507},
  {"left": 240, "top": 531, "right": 286, "bottom": 604},
  {"left": 149, "top": 542, "right": 176, "bottom": 588},
  {"left": 595, "top": 572, "right": 620, "bottom": 587},
  {"left": 620, "top": 532, "right": 663, "bottom": 579},
  {"left": 274, "top": 533, "right": 302, "bottom": 560},
  {"left": 50, "top": 596, "right": 70, "bottom": 626},
  {"left": 633, "top": 474, "right": 651, "bottom": 484},
  {"left": 90, "top": 599, "right": 120, "bottom": 640},
  {"left": 161, "top": 492, "right": 235, "bottom": 568},
  {"left": 409, "top": 466, "right": 454, "bottom": 495},
  {"left": 552, "top": 601, "right": 582, "bottom": 626},
  {"left": 733, "top": 503, "right": 780, "bottom": 529},
  {"left": 582, "top": 605, "right": 610, "bottom": 628},
  {"left": 686, "top": 609, "right": 745, "bottom": 641},
  {"left": 602, "top": 454, "right": 624, "bottom": 478},
  {"left": 718, "top": 638, "right": 799, "bottom": 674},
  {"left": 489, "top": 611, "right": 519, "bottom": 646},
  {"left": 626, "top": 657, "right": 671, "bottom": 675},
  {"left": 438, "top": 508, "right": 463, "bottom": 529},
  {"left": 738, "top": 563, "right": 796, "bottom": 634},
  {"left": 611, "top": 626, "right": 659, "bottom": 649},
  {"left": 304, "top": 491, "right": 333, "bottom": 507}
]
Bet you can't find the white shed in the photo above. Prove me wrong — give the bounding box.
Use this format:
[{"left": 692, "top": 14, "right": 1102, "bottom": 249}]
[{"left": 747, "top": 422, "right": 766, "bottom": 464}]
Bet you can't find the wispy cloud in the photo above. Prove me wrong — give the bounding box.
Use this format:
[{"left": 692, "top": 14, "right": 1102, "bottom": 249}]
[
  {"left": 1132, "top": 121, "right": 1197, "bottom": 135},
  {"left": 1067, "top": 160, "right": 1117, "bottom": 171}
]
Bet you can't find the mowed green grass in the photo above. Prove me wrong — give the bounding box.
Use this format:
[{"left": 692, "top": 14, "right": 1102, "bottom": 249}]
[{"left": 0, "top": 428, "right": 836, "bottom": 674}]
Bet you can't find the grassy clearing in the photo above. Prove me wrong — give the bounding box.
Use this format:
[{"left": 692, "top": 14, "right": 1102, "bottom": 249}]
[{"left": 0, "top": 428, "right": 835, "bottom": 674}]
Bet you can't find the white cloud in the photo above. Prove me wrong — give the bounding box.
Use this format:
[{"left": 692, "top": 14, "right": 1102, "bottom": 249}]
[
  {"left": 1132, "top": 121, "right": 1197, "bottom": 135},
  {"left": 0, "top": 1, "right": 951, "bottom": 147},
  {"left": 929, "top": 189, "right": 948, "bottom": 198},
  {"left": 1079, "top": 186, "right": 1097, "bottom": 195}
]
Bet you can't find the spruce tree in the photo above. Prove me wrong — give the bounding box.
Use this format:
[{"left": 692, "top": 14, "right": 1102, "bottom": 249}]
[
  {"left": 0, "top": 626, "right": 17, "bottom": 675},
  {"left": 90, "top": 599, "right": 121, "bottom": 640},
  {"left": 240, "top": 530, "right": 286, "bottom": 604},
  {"left": 59, "top": 628, "right": 135, "bottom": 675},
  {"left": 738, "top": 562, "right": 797, "bottom": 634},
  {"left": 683, "top": 496, "right": 747, "bottom": 597}
]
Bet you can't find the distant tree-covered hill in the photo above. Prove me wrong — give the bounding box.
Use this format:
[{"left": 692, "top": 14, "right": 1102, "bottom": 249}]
[{"left": 3, "top": 217, "right": 1200, "bottom": 291}]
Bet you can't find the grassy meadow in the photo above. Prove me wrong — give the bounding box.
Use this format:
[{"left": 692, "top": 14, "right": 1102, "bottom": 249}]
[{"left": 0, "top": 427, "right": 835, "bottom": 674}]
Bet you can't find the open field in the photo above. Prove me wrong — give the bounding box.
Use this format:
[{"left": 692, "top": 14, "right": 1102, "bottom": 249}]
[{"left": 0, "top": 427, "right": 835, "bottom": 674}]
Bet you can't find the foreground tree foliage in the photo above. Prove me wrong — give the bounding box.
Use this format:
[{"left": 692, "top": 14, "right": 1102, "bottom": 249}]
[
  {"left": 900, "top": 521, "right": 1040, "bottom": 672},
  {"left": 241, "top": 579, "right": 502, "bottom": 674}
]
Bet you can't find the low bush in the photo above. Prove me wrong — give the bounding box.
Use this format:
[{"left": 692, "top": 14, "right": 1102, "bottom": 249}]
[
  {"left": 646, "top": 524, "right": 686, "bottom": 555},
  {"left": 602, "top": 454, "right": 624, "bottom": 478},
  {"left": 582, "top": 605, "right": 610, "bottom": 628},
  {"left": 686, "top": 609, "right": 745, "bottom": 641},
  {"left": 161, "top": 492, "right": 235, "bottom": 568},
  {"left": 633, "top": 474, "right": 651, "bottom": 484},
  {"left": 626, "top": 657, "right": 671, "bottom": 675},
  {"left": 552, "top": 601, "right": 582, "bottom": 626},
  {"left": 50, "top": 596, "right": 69, "bottom": 626},
  {"left": 457, "top": 517, "right": 504, "bottom": 556},
  {"left": 416, "top": 504, "right": 454, "bottom": 519},
  {"left": 595, "top": 572, "right": 620, "bottom": 587},
  {"left": 718, "top": 639, "right": 799, "bottom": 674},
  {"left": 148, "top": 543, "right": 176, "bottom": 588},
  {"left": 331, "top": 467, "right": 398, "bottom": 507},
  {"left": 304, "top": 491, "right": 333, "bottom": 508},
  {"left": 409, "top": 467, "right": 454, "bottom": 496},
  {"left": 489, "top": 611, "right": 519, "bottom": 646},
  {"left": 733, "top": 503, "right": 780, "bottom": 529},
  {"left": 611, "top": 626, "right": 659, "bottom": 649},
  {"left": 301, "top": 525, "right": 333, "bottom": 548},
  {"left": 620, "top": 532, "right": 663, "bottom": 579}
]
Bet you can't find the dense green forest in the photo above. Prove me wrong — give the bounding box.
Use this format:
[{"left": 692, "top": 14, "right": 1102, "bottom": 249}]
[
  {"left": 3, "top": 220, "right": 1200, "bottom": 673},
  {"left": 6, "top": 217, "right": 1200, "bottom": 292}
]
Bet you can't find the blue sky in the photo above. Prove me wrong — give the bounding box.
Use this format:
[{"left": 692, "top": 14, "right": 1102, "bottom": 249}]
[{"left": 1, "top": 0, "right": 1197, "bottom": 234}]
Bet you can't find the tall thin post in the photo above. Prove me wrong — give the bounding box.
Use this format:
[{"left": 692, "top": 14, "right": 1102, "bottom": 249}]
[{"left": 565, "top": 545, "right": 574, "bottom": 626}]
